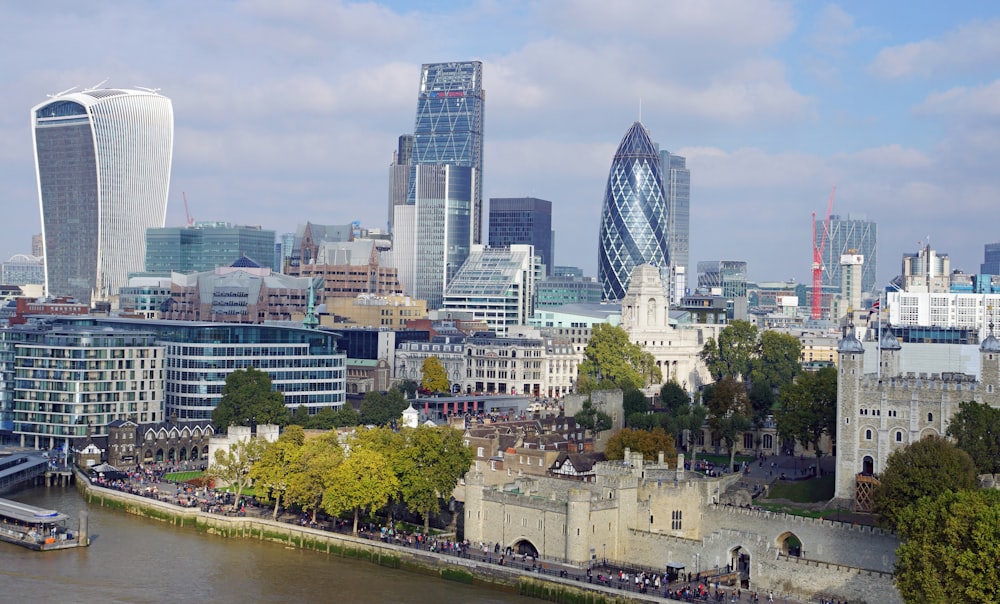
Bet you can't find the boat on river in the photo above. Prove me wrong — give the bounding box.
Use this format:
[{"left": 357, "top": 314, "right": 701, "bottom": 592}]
[{"left": 0, "top": 497, "right": 88, "bottom": 550}]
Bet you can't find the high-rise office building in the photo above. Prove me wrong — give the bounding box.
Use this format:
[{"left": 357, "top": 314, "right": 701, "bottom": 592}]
[
  {"left": 145, "top": 223, "right": 276, "bottom": 273},
  {"left": 488, "top": 197, "right": 553, "bottom": 275},
  {"left": 387, "top": 134, "right": 414, "bottom": 232},
  {"left": 661, "top": 150, "right": 690, "bottom": 282},
  {"left": 32, "top": 88, "right": 173, "bottom": 305},
  {"left": 410, "top": 61, "right": 484, "bottom": 243},
  {"left": 816, "top": 214, "right": 878, "bottom": 296},
  {"left": 981, "top": 242, "right": 1000, "bottom": 275},
  {"left": 597, "top": 122, "right": 668, "bottom": 301}
]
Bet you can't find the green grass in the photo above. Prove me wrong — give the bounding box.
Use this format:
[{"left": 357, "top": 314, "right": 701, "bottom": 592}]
[
  {"left": 762, "top": 475, "right": 835, "bottom": 503},
  {"left": 695, "top": 453, "right": 755, "bottom": 467},
  {"left": 164, "top": 471, "right": 205, "bottom": 482}
]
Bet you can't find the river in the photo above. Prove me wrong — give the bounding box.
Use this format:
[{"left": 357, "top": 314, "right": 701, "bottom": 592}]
[{"left": 0, "top": 485, "right": 536, "bottom": 604}]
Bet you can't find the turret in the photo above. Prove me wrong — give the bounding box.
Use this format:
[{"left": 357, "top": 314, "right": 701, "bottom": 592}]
[
  {"left": 834, "top": 327, "right": 864, "bottom": 503},
  {"left": 979, "top": 324, "right": 1000, "bottom": 404},
  {"left": 878, "top": 329, "right": 901, "bottom": 378}
]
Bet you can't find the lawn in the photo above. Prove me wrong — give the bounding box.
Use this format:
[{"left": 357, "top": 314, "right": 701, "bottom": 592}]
[
  {"left": 695, "top": 453, "right": 756, "bottom": 467},
  {"left": 763, "top": 474, "right": 835, "bottom": 503},
  {"left": 164, "top": 471, "right": 205, "bottom": 483}
]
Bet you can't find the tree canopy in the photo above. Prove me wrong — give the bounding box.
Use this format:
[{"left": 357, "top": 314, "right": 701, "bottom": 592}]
[
  {"left": 659, "top": 381, "right": 690, "bottom": 414},
  {"left": 212, "top": 367, "right": 290, "bottom": 429},
  {"left": 396, "top": 425, "right": 472, "bottom": 532},
  {"left": 420, "top": 356, "right": 450, "bottom": 394},
  {"left": 359, "top": 389, "right": 408, "bottom": 426},
  {"left": 750, "top": 331, "right": 802, "bottom": 391},
  {"left": 704, "top": 377, "right": 752, "bottom": 469},
  {"left": 250, "top": 425, "right": 304, "bottom": 519},
  {"left": 285, "top": 430, "right": 343, "bottom": 522},
  {"left": 574, "top": 399, "right": 613, "bottom": 434},
  {"left": 894, "top": 488, "right": 1000, "bottom": 604},
  {"left": 209, "top": 436, "right": 268, "bottom": 510},
  {"left": 323, "top": 439, "right": 399, "bottom": 534},
  {"left": 774, "top": 367, "right": 837, "bottom": 461},
  {"left": 577, "top": 324, "right": 661, "bottom": 392},
  {"left": 701, "top": 320, "right": 758, "bottom": 382},
  {"left": 606, "top": 427, "right": 676, "bottom": 463},
  {"left": 872, "top": 435, "right": 979, "bottom": 529},
  {"left": 946, "top": 400, "right": 1000, "bottom": 474}
]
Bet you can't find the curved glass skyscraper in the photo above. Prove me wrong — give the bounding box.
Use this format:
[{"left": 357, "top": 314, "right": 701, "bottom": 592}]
[
  {"left": 598, "top": 122, "right": 668, "bottom": 301},
  {"left": 32, "top": 88, "right": 173, "bottom": 305}
]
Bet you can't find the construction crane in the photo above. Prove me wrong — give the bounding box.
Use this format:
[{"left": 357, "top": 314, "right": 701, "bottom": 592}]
[
  {"left": 182, "top": 192, "right": 194, "bottom": 227},
  {"left": 811, "top": 186, "right": 836, "bottom": 320}
]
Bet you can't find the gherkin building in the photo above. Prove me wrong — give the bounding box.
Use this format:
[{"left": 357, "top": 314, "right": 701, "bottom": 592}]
[{"left": 597, "top": 121, "right": 668, "bottom": 301}]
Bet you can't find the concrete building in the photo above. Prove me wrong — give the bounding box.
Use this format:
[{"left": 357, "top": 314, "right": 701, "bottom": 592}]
[
  {"left": 308, "top": 294, "right": 426, "bottom": 329},
  {"left": 159, "top": 258, "right": 315, "bottom": 323},
  {"left": 91, "top": 418, "right": 216, "bottom": 467},
  {"left": 830, "top": 253, "right": 864, "bottom": 324},
  {"left": 1, "top": 255, "right": 44, "bottom": 288},
  {"left": 33, "top": 88, "right": 173, "bottom": 305},
  {"left": 535, "top": 275, "right": 602, "bottom": 308},
  {"left": 289, "top": 239, "right": 402, "bottom": 300},
  {"left": 897, "top": 244, "right": 950, "bottom": 293},
  {"left": 834, "top": 328, "right": 1000, "bottom": 511},
  {"left": 443, "top": 244, "right": 536, "bottom": 336}
]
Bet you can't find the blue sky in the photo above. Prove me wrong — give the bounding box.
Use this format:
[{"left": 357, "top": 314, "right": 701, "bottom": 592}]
[{"left": 2, "top": 1, "right": 999, "bottom": 288}]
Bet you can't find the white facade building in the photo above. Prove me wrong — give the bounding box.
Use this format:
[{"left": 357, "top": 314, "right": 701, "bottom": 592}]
[
  {"left": 443, "top": 244, "right": 536, "bottom": 336},
  {"left": 33, "top": 88, "right": 173, "bottom": 305}
]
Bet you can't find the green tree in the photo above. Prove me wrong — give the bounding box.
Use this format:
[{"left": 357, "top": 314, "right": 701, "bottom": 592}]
[
  {"left": 209, "top": 436, "right": 268, "bottom": 511},
  {"left": 290, "top": 405, "right": 312, "bottom": 428},
  {"left": 659, "top": 381, "right": 690, "bottom": 414},
  {"left": 577, "top": 324, "right": 662, "bottom": 393},
  {"left": 359, "top": 389, "right": 408, "bottom": 426},
  {"left": 774, "top": 367, "right": 837, "bottom": 465},
  {"left": 250, "top": 425, "right": 304, "bottom": 519},
  {"left": 323, "top": 443, "right": 399, "bottom": 534},
  {"left": 574, "top": 399, "right": 612, "bottom": 434},
  {"left": 212, "top": 367, "right": 290, "bottom": 429},
  {"left": 397, "top": 425, "right": 472, "bottom": 533},
  {"left": 704, "top": 377, "right": 752, "bottom": 470},
  {"left": 605, "top": 427, "right": 676, "bottom": 462},
  {"left": 946, "top": 400, "right": 1000, "bottom": 474},
  {"left": 750, "top": 330, "right": 802, "bottom": 391},
  {"left": 396, "top": 379, "right": 419, "bottom": 398},
  {"left": 622, "top": 387, "right": 650, "bottom": 427},
  {"left": 421, "top": 356, "right": 450, "bottom": 393},
  {"left": 700, "top": 320, "right": 759, "bottom": 382},
  {"left": 872, "top": 435, "right": 979, "bottom": 529},
  {"left": 747, "top": 380, "right": 776, "bottom": 429},
  {"left": 286, "top": 431, "right": 343, "bottom": 523},
  {"left": 894, "top": 489, "right": 1000, "bottom": 604}
]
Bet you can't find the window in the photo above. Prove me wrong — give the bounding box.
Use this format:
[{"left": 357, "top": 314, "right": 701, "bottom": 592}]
[
  {"left": 671, "top": 510, "right": 682, "bottom": 531},
  {"left": 927, "top": 412, "right": 934, "bottom": 422},
  {"left": 865, "top": 429, "right": 872, "bottom": 440},
  {"left": 895, "top": 431, "right": 903, "bottom": 442}
]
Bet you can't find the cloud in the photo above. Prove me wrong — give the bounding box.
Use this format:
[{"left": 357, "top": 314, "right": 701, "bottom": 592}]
[
  {"left": 869, "top": 18, "right": 1000, "bottom": 79},
  {"left": 915, "top": 79, "right": 1000, "bottom": 119}
]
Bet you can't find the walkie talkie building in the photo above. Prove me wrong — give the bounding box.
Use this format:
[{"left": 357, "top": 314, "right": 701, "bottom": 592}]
[{"left": 32, "top": 88, "right": 173, "bottom": 305}]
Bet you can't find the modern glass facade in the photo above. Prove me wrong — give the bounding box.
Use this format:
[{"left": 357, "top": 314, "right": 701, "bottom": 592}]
[
  {"left": 488, "top": 197, "right": 553, "bottom": 276},
  {"left": 411, "top": 61, "right": 484, "bottom": 244},
  {"left": 443, "top": 244, "right": 536, "bottom": 336},
  {"left": 817, "top": 215, "right": 877, "bottom": 295},
  {"left": 598, "top": 122, "right": 669, "bottom": 301},
  {"left": 33, "top": 89, "right": 173, "bottom": 305},
  {"left": 1, "top": 254, "right": 45, "bottom": 286},
  {"left": 413, "top": 165, "right": 473, "bottom": 309},
  {"left": 981, "top": 242, "right": 1000, "bottom": 275},
  {"left": 661, "top": 151, "right": 690, "bottom": 282},
  {"left": 145, "top": 223, "right": 276, "bottom": 273},
  {"left": 33, "top": 317, "right": 345, "bottom": 422}
]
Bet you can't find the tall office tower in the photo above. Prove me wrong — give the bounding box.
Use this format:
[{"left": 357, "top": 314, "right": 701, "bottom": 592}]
[
  {"left": 31, "top": 234, "right": 43, "bottom": 258},
  {"left": 981, "top": 242, "right": 1000, "bottom": 275},
  {"left": 488, "top": 197, "right": 553, "bottom": 275},
  {"left": 32, "top": 88, "right": 173, "bottom": 305},
  {"left": 145, "top": 223, "right": 276, "bottom": 273},
  {"left": 598, "top": 122, "right": 668, "bottom": 301},
  {"left": 396, "top": 164, "right": 473, "bottom": 309},
  {"left": 410, "top": 61, "right": 485, "bottom": 243},
  {"left": 387, "top": 134, "right": 414, "bottom": 232},
  {"left": 661, "top": 150, "right": 690, "bottom": 283},
  {"left": 817, "top": 214, "right": 878, "bottom": 296},
  {"left": 832, "top": 254, "right": 864, "bottom": 321}
]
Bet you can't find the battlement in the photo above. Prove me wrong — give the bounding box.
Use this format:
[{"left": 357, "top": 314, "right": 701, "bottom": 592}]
[
  {"left": 859, "top": 372, "right": 982, "bottom": 392},
  {"left": 709, "top": 504, "right": 893, "bottom": 537}
]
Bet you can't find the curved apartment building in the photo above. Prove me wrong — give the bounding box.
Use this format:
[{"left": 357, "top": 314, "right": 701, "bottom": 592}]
[{"left": 32, "top": 88, "right": 173, "bottom": 305}]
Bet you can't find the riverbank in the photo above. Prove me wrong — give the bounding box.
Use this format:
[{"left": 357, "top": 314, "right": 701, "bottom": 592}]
[{"left": 75, "top": 468, "right": 660, "bottom": 604}]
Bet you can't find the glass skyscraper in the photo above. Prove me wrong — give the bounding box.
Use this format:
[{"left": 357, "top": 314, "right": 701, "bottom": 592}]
[
  {"left": 412, "top": 165, "right": 473, "bottom": 309},
  {"left": 817, "top": 214, "right": 878, "bottom": 295},
  {"left": 411, "top": 61, "right": 485, "bottom": 243},
  {"left": 598, "top": 122, "right": 669, "bottom": 301},
  {"left": 661, "top": 151, "right": 690, "bottom": 282},
  {"left": 145, "top": 223, "right": 276, "bottom": 273},
  {"left": 32, "top": 88, "right": 173, "bottom": 305},
  {"left": 488, "top": 197, "right": 553, "bottom": 275}
]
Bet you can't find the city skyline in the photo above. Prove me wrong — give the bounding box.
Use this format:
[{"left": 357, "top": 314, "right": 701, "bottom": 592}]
[{"left": 3, "top": 2, "right": 1000, "bottom": 289}]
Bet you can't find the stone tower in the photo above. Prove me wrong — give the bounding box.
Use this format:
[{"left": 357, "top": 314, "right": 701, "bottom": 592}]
[
  {"left": 979, "top": 328, "right": 1000, "bottom": 406},
  {"left": 834, "top": 328, "right": 865, "bottom": 503},
  {"left": 878, "top": 329, "right": 901, "bottom": 378},
  {"left": 620, "top": 264, "right": 669, "bottom": 331}
]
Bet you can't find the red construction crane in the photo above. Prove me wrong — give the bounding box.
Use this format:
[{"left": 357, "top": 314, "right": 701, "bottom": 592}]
[
  {"left": 183, "top": 192, "right": 194, "bottom": 227},
  {"left": 811, "top": 186, "right": 836, "bottom": 320}
]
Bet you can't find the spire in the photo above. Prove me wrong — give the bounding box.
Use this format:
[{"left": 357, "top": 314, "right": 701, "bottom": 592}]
[{"left": 303, "top": 278, "right": 319, "bottom": 329}]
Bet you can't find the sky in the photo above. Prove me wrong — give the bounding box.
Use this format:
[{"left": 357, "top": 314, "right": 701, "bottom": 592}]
[{"left": 2, "top": 1, "right": 1000, "bottom": 288}]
